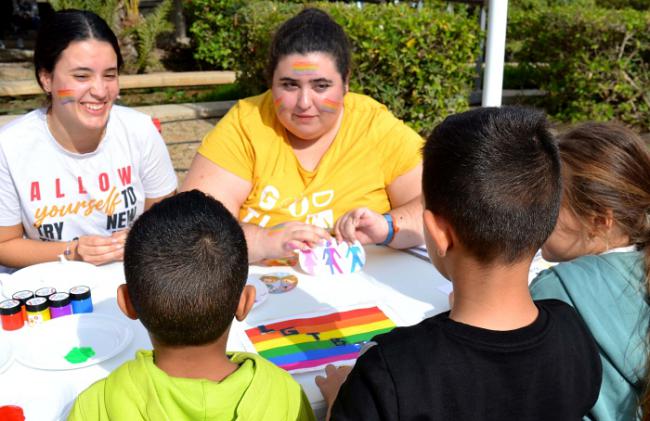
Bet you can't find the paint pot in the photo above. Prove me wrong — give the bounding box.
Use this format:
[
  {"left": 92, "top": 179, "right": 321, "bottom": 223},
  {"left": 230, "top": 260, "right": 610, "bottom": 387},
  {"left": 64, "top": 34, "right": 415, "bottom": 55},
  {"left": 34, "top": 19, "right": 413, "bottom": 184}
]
[
  {"left": 35, "top": 287, "right": 56, "bottom": 299},
  {"left": 0, "top": 299, "right": 24, "bottom": 331},
  {"left": 69, "top": 286, "right": 93, "bottom": 314},
  {"left": 11, "top": 290, "right": 33, "bottom": 321},
  {"left": 48, "top": 293, "right": 73, "bottom": 319},
  {"left": 26, "top": 297, "right": 50, "bottom": 326},
  {"left": 0, "top": 405, "right": 25, "bottom": 421}
]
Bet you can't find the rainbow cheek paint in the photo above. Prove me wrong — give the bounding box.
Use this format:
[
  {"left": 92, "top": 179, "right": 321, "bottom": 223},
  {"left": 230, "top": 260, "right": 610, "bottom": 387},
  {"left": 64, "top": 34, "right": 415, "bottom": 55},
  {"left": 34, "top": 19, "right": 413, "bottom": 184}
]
[
  {"left": 273, "top": 96, "right": 285, "bottom": 112},
  {"left": 56, "top": 89, "right": 75, "bottom": 105},
  {"left": 319, "top": 98, "right": 340, "bottom": 113}
]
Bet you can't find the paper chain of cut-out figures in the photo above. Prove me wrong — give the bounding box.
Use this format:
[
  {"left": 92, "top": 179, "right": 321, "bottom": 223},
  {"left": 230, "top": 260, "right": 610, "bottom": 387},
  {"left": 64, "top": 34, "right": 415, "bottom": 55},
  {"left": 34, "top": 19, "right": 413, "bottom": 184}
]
[{"left": 297, "top": 239, "right": 366, "bottom": 275}]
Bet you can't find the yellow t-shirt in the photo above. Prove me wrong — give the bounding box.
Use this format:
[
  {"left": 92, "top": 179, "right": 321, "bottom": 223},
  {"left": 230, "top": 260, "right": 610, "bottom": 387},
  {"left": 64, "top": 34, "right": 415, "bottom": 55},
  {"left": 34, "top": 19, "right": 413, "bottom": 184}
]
[{"left": 198, "top": 90, "right": 423, "bottom": 229}]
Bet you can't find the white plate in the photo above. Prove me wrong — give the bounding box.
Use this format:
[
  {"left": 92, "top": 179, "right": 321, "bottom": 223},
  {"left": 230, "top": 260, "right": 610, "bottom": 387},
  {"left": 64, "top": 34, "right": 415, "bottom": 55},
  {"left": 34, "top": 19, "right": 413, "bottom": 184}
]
[
  {"left": 246, "top": 276, "right": 269, "bottom": 308},
  {"left": 0, "top": 261, "right": 100, "bottom": 299},
  {"left": 0, "top": 339, "right": 12, "bottom": 373},
  {"left": 14, "top": 313, "right": 133, "bottom": 370}
]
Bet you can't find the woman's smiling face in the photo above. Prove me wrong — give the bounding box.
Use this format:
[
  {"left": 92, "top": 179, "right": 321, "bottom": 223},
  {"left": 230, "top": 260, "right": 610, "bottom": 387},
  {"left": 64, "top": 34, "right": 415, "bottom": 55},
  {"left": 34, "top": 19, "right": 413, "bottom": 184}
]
[
  {"left": 271, "top": 52, "right": 347, "bottom": 142},
  {"left": 39, "top": 39, "right": 119, "bottom": 135}
]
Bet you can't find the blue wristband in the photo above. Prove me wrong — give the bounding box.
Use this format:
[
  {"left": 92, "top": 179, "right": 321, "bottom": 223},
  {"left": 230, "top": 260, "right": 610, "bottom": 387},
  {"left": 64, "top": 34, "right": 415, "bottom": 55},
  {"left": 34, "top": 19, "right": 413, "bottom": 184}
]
[{"left": 378, "top": 213, "right": 394, "bottom": 246}]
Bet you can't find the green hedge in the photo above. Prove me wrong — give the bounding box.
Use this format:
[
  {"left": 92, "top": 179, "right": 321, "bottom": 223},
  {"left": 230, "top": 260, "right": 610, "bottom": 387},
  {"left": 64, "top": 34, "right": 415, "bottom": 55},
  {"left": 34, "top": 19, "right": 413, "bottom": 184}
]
[
  {"left": 509, "top": 0, "right": 648, "bottom": 10},
  {"left": 508, "top": 0, "right": 595, "bottom": 9},
  {"left": 594, "top": 0, "right": 649, "bottom": 10},
  {"left": 508, "top": 5, "right": 650, "bottom": 130},
  {"left": 188, "top": 1, "right": 481, "bottom": 134}
]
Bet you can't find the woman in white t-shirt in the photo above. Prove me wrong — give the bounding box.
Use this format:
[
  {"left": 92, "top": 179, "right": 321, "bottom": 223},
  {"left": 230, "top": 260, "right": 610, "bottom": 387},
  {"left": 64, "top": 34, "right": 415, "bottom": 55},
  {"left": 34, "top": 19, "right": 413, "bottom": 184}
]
[{"left": 0, "top": 10, "right": 177, "bottom": 268}]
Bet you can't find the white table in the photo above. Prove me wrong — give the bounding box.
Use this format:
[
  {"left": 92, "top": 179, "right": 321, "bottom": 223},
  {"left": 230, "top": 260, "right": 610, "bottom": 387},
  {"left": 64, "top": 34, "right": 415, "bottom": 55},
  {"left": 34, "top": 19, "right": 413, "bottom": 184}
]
[{"left": 0, "top": 245, "right": 450, "bottom": 420}]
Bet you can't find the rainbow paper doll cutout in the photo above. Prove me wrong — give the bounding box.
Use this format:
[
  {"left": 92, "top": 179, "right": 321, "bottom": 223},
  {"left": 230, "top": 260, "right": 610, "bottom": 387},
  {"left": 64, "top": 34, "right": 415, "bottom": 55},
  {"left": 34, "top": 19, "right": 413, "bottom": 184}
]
[
  {"left": 346, "top": 242, "right": 364, "bottom": 273},
  {"left": 299, "top": 248, "right": 318, "bottom": 274},
  {"left": 298, "top": 239, "right": 366, "bottom": 275},
  {"left": 322, "top": 240, "right": 343, "bottom": 275}
]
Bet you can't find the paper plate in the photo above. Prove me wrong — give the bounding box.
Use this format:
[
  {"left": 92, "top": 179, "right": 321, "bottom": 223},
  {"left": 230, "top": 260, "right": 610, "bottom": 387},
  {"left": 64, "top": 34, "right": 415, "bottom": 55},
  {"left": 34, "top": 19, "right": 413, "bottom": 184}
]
[
  {"left": 0, "top": 261, "right": 100, "bottom": 299},
  {"left": 0, "top": 339, "right": 13, "bottom": 374},
  {"left": 14, "top": 313, "right": 133, "bottom": 370},
  {"left": 246, "top": 276, "right": 269, "bottom": 308}
]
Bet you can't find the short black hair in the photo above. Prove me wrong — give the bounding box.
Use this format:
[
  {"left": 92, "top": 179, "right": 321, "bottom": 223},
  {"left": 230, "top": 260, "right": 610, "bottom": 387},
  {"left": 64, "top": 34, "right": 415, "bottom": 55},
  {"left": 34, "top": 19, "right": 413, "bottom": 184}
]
[
  {"left": 124, "top": 190, "right": 249, "bottom": 346},
  {"left": 34, "top": 9, "right": 123, "bottom": 91},
  {"left": 267, "top": 8, "right": 351, "bottom": 85},
  {"left": 422, "top": 107, "right": 561, "bottom": 264}
]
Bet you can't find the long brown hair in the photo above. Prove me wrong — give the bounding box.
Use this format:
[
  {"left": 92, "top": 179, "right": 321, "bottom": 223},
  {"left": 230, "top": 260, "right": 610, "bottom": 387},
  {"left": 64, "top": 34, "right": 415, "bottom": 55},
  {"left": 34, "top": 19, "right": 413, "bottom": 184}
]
[{"left": 558, "top": 122, "right": 650, "bottom": 417}]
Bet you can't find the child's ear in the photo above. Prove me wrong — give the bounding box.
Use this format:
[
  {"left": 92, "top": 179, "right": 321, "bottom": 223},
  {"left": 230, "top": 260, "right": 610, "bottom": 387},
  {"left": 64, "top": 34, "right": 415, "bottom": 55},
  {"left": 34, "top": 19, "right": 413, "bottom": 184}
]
[
  {"left": 235, "top": 285, "right": 256, "bottom": 322},
  {"left": 423, "top": 210, "right": 453, "bottom": 257},
  {"left": 591, "top": 209, "right": 615, "bottom": 234},
  {"left": 116, "top": 284, "right": 138, "bottom": 320}
]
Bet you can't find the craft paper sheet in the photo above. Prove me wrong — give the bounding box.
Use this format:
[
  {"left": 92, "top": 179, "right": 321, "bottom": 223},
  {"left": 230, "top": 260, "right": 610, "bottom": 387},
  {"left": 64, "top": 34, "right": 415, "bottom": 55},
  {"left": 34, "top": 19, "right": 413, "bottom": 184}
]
[{"left": 241, "top": 306, "right": 395, "bottom": 373}]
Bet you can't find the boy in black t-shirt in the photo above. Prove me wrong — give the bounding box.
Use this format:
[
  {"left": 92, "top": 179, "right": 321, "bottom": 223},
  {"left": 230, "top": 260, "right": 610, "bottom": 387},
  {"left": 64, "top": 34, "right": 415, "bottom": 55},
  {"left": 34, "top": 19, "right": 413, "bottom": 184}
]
[{"left": 316, "top": 107, "right": 602, "bottom": 420}]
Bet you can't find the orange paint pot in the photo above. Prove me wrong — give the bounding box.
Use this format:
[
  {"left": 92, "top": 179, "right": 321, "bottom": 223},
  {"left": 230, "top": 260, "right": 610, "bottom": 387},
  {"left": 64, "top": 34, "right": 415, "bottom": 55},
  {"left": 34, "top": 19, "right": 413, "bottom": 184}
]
[
  {"left": 0, "top": 299, "right": 24, "bottom": 331},
  {"left": 12, "top": 290, "right": 34, "bottom": 321}
]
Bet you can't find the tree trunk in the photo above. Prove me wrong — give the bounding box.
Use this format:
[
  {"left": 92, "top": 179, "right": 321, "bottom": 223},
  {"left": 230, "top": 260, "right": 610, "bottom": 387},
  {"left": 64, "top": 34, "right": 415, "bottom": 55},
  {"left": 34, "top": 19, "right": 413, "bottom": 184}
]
[{"left": 172, "top": 0, "right": 188, "bottom": 44}]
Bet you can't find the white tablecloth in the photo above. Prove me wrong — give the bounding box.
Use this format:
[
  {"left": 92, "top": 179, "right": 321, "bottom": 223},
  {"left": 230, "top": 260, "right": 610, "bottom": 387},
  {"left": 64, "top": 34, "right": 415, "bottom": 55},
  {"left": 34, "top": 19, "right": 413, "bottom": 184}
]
[{"left": 0, "top": 245, "right": 450, "bottom": 420}]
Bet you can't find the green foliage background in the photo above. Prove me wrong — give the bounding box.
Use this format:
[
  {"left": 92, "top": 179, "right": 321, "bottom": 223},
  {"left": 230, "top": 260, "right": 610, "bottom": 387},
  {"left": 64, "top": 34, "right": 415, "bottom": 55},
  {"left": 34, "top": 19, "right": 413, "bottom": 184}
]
[
  {"left": 509, "top": 4, "right": 650, "bottom": 130},
  {"left": 188, "top": 0, "right": 650, "bottom": 132},
  {"left": 49, "top": 0, "right": 173, "bottom": 73},
  {"left": 188, "top": 0, "right": 481, "bottom": 135}
]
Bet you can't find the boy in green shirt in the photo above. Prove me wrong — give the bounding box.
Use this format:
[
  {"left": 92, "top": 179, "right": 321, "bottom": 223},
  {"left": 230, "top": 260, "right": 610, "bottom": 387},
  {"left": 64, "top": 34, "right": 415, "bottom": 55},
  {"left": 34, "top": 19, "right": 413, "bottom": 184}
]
[{"left": 68, "top": 190, "right": 315, "bottom": 421}]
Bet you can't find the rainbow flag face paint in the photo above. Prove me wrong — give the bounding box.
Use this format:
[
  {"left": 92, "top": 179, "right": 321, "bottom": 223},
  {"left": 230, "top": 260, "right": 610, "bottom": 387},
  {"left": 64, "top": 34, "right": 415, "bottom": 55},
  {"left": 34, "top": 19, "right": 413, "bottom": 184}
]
[
  {"left": 273, "top": 96, "right": 285, "bottom": 112},
  {"left": 291, "top": 61, "right": 319, "bottom": 75},
  {"left": 320, "top": 98, "right": 340, "bottom": 113},
  {"left": 244, "top": 306, "right": 396, "bottom": 372},
  {"left": 56, "top": 89, "right": 75, "bottom": 105}
]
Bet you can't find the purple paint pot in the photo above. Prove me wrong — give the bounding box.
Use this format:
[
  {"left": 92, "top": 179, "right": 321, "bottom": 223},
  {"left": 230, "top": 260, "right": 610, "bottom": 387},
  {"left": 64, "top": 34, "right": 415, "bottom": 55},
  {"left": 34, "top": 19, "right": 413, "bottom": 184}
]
[{"left": 48, "top": 292, "right": 72, "bottom": 319}]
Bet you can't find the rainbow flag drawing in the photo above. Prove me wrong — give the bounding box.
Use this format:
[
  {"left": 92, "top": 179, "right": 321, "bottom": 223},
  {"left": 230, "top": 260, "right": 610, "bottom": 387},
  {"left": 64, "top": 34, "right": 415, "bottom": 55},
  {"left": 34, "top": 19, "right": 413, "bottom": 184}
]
[
  {"left": 56, "top": 89, "right": 75, "bottom": 105},
  {"left": 291, "top": 61, "right": 319, "bottom": 75},
  {"left": 244, "top": 306, "right": 396, "bottom": 372}
]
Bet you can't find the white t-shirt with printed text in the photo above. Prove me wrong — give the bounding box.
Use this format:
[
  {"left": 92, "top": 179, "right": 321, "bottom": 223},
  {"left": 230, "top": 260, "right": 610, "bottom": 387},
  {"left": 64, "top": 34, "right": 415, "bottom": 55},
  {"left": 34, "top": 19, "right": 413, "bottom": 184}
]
[{"left": 0, "top": 106, "right": 177, "bottom": 242}]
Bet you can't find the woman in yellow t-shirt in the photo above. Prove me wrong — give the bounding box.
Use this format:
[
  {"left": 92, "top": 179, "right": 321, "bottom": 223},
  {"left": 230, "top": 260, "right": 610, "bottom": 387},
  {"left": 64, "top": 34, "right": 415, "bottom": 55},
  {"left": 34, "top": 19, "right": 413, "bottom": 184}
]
[{"left": 182, "top": 8, "right": 424, "bottom": 262}]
